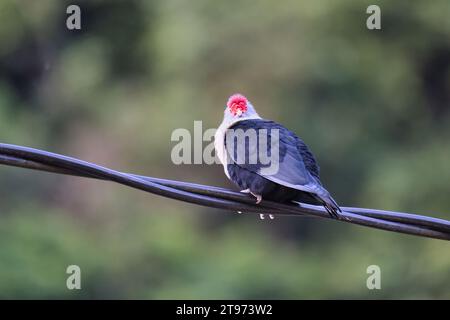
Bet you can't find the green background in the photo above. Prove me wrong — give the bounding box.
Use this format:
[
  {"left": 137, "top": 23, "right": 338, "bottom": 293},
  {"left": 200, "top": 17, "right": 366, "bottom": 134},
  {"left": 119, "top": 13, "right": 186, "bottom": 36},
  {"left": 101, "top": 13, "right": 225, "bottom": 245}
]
[{"left": 0, "top": 0, "right": 449, "bottom": 298}]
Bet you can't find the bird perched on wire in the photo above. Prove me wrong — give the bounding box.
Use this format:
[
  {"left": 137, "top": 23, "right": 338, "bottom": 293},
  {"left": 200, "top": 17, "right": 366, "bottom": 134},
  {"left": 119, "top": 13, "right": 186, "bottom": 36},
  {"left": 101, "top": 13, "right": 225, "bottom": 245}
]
[{"left": 214, "top": 94, "right": 341, "bottom": 220}]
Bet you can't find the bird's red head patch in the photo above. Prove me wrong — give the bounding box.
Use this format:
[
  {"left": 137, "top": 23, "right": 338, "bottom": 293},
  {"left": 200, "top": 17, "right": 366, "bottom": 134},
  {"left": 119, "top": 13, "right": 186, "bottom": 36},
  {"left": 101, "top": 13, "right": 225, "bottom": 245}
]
[{"left": 227, "top": 94, "right": 248, "bottom": 116}]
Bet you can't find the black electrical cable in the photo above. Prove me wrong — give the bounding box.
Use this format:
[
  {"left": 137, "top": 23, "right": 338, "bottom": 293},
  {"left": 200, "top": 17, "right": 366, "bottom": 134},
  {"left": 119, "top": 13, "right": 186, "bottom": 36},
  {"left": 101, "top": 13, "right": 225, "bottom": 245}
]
[{"left": 1, "top": 143, "right": 449, "bottom": 241}]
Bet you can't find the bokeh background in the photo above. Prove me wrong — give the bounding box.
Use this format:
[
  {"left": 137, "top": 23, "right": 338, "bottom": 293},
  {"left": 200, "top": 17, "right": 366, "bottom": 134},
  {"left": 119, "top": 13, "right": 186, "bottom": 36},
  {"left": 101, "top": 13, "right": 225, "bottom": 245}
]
[{"left": 0, "top": 0, "right": 449, "bottom": 299}]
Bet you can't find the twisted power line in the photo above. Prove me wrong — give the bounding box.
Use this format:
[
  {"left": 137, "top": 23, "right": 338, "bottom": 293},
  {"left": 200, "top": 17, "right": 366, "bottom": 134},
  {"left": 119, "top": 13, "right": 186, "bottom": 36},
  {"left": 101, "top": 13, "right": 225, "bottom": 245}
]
[{"left": 0, "top": 143, "right": 449, "bottom": 241}]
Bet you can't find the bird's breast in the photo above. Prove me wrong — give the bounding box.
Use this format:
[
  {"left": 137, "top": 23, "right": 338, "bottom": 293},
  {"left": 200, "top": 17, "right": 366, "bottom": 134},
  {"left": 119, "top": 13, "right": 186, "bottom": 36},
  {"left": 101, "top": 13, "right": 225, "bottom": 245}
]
[{"left": 214, "top": 122, "right": 231, "bottom": 178}]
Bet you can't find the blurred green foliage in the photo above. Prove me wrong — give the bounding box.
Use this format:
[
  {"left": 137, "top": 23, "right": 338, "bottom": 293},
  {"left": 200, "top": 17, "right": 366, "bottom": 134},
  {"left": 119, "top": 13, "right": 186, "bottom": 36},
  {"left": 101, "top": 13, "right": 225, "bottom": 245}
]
[{"left": 0, "top": 0, "right": 449, "bottom": 299}]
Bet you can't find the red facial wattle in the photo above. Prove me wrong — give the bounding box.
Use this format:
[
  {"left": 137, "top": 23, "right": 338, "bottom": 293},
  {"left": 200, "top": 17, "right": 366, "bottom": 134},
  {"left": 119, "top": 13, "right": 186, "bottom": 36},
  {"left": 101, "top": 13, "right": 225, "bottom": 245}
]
[{"left": 227, "top": 94, "right": 248, "bottom": 116}]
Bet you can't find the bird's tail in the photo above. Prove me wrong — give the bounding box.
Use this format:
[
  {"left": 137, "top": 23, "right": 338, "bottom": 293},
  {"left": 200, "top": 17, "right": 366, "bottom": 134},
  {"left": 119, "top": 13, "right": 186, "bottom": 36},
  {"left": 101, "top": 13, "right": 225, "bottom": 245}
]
[{"left": 313, "top": 189, "right": 342, "bottom": 219}]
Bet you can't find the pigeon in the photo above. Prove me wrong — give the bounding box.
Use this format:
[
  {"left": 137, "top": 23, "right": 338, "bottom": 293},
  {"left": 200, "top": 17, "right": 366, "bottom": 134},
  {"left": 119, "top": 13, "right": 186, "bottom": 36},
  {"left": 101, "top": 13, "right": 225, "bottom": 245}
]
[{"left": 214, "top": 94, "right": 341, "bottom": 219}]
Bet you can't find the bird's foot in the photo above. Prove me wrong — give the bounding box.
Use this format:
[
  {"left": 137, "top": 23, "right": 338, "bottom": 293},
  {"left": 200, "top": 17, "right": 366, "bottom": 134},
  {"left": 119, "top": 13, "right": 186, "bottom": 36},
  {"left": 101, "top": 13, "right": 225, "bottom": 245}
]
[
  {"left": 240, "top": 189, "right": 262, "bottom": 204},
  {"left": 251, "top": 192, "right": 262, "bottom": 204}
]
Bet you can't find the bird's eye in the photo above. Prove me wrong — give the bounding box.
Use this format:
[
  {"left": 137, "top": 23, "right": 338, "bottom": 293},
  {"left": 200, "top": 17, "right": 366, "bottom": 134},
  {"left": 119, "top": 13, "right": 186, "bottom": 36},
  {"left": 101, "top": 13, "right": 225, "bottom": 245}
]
[{"left": 228, "top": 104, "right": 246, "bottom": 117}]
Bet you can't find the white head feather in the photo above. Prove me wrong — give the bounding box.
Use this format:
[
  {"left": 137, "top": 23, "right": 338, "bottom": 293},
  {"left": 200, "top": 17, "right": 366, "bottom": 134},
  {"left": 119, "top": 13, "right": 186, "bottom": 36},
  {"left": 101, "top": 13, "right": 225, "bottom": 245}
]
[{"left": 214, "top": 94, "right": 262, "bottom": 177}]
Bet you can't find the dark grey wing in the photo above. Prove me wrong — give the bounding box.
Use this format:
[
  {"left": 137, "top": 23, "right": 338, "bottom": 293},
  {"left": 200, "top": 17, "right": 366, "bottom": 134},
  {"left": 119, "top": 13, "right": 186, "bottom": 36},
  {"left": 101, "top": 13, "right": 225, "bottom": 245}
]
[
  {"left": 226, "top": 119, "right": 340, "bottom": 215},
  {"left": 293, "top": 134, "right": 320, "bottom": 180},
  {"left": 226, "top": 120, "right": 315, "bottom": 191}
]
